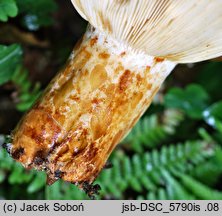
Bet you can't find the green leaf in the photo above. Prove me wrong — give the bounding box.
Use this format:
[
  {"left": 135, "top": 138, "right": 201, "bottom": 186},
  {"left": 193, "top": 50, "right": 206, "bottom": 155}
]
[
  {"left": 179, "top": 174, "right": 222, "bottom": 200},
  {"left": 45, "top": 181, "right": 88, "bottom": 200},
  {"left": 0, "top": 0, "right": 18, "bottom": 22},
  {"left": 0, "top": 170, "right": 6, "bottom": 183},
  {"left": 0, "top": 44, "right": 22, "bottom": 85},
  {"left": 164, "top": 84, "right": 209, "bottom": 119},
  {"left": 203, "top": 101, "right": 222, "bottom": 127},
  {"left": 190, "top": 147, "right": 222, "bottom": 187},
  {"left": 203, "top": 101, "right": 222, "bottom": 121},
  {"left": 161, "top": 170, "right": 194, "bottom": 200},
  {"left": 9, "top": 163, "right": 24, "bottom": 184},
  {"left": 16, "top": 0, "right": 58, "bottom": 30},
  {"left": 27, "top": 172, "right": 46, "bottom": 193}
]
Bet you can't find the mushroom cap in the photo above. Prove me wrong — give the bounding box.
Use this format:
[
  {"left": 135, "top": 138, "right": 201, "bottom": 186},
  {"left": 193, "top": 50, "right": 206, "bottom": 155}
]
[{"left": 71, "top": 0, "right": 222, "bottom": 63}]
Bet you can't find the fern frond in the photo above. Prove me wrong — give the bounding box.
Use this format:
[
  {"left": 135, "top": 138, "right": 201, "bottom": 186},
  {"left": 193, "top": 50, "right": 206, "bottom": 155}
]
[
  {"left": 11, "top": 66, "right": 41, "bottom": 112},
  {"left": 0, "top": 147, "right": 42, "bottom": 193},
  {"left": 96, "top": 140, "right": 214, "bottom": 199},
  {"left": 178, "top": 173, "right": 222, "bottom": 200},
  {"left": 138, "top": 170, "right": 196, "bottom": 200},
  {"left": 189, "top": 140, "right": 222, "bottom": 187},
  {"left": 162, "top": 109, "right": 184, "bottom": 134},
  {"left": 0, "top": 144, "right": 89, "bottom": 200},
  {"left": 45, "top": 181, "right": 88, "bottom": 200},
  {"left": 122, "top": 110, "right": 184, "bottom": 152}
]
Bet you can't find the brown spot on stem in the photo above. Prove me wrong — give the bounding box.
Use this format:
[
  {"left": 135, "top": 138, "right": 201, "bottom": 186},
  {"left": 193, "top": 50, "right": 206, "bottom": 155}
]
[
  {"left": 90, "top": 64, "right": 108, "bottom": 91},
  {"left": 115, "top": 65, "right": 124, "bottom": 74},
  {"left": 147, "top": 83, "right": 152, "bottom": 90},
  {"left": 131, "top": 92, "right": 143, "bottom": 109},
  {"left": 33, "top": 150, "right": 47, "bottom": 165},
  {"left": 99, "top": 52, "right": 110, "bottom": 59},
  {"left": 73, "top": 49, "right": 92, "bottom": 70},
  {"left": 146, "top": 66, "right": 151, "bottom": 72},
  {"left": 12, "top": 147, "right": 24, "bottom": 160},
  {"left": 91, "top": 107, "right": 112, "bottom": 140},
  {"left": 90, "top": 36, "right": 98, "bottom": 47},
  {"left": 120, "top": 51, "right": 126, "bottom": 57},
  {"left": 85, "top": 144, "right": 99, "bottom": 162},
  {"left": 119, "top": 70, "right": 132, "bottom": 92},
  {"left": 136, "top": 74, "right": 143, "bottom": 83}
]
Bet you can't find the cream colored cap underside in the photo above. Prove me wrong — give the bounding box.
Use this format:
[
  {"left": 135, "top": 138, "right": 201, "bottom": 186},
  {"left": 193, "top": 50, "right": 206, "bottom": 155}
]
[{"left": 71, "top": 0, "right": 222, "bottom": 63}]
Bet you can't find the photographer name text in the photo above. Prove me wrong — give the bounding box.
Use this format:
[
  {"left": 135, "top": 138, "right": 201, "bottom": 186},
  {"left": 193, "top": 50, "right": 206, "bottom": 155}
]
[{"left": 1, "top": 202, "right": 85, "bottom": 213}]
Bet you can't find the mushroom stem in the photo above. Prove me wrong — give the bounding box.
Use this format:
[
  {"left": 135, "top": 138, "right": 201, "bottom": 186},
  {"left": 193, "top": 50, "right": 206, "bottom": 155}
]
[{"left": 11, "top": 25, "right": 176, "bottom": 184}]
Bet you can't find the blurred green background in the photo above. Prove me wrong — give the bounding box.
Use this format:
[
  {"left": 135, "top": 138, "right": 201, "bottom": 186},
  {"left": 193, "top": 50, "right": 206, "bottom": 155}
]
[{"left": 1, "top": 0, "right": 222, "bottom": 200}]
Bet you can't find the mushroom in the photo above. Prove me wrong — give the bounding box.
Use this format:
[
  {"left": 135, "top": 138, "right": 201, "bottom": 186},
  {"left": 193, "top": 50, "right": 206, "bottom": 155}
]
[{"left": 9, "top": 0, "right": 222, "bottom": 189}]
